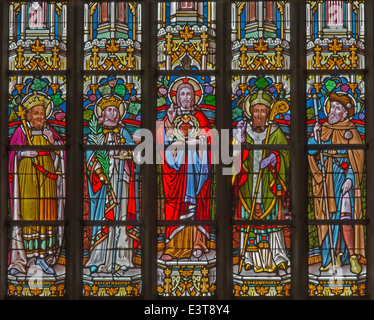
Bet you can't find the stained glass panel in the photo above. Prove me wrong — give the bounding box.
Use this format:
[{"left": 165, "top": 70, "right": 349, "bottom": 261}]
[
  {"left": 9, "top": 75, "right": 67, "bottom": 144},
  {"left": 156, "top": 75, "right": 216, "bottom": 296},
  {"left": 83, "top": 75, "right": 142, "bottom": 144},
  {"left": 157, "top": 225, "right": 216, "bottom": 297},
  {"left": 306, "top": 73, "right": 367, "bottom": 296},
  {"left": 83, "top": 2, "right": 141, "bottom": 71},
  {"left": 308, "top": 224, "right": 367, "bottom": 296},
  {"left": 306, "top": 1, "right": 365, "bottom": 70},
  {"left": 9, "top": 2, "right": 67, "bottom": 71},
  {"left": 83, "top": 226, "right": 142, "bottom": 297},
  {"left": 306, "top": 75, "right": 365, "bottom": 142},
  {"left": 8, "top": 144, "right": 66, "bottom": 296},
  {"left": 231, "top": 1, "right": 291, "bottom": 70},
  {"left": 157, "top": 2, "right": 216, "bottom": 70},
  {"left": 8, "top": 226, "right": 66, "bottom": 297}
]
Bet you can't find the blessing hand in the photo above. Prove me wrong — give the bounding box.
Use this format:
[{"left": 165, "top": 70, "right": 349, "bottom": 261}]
[{"left": 43, "top": 128, "right": 55, "bottom": 144}]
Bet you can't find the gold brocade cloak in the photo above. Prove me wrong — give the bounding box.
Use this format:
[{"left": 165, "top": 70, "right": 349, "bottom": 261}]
[{"left": 19, "top": 135, "right": 58, "bottom": 258}]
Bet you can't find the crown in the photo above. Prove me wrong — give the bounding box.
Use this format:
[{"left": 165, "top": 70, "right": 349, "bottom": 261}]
[
  {"left": 23, "top": 93, "right": 50, "bottom": 110},
  {"left": 97, "top": 95, "right": 122, "bottom": 110}
]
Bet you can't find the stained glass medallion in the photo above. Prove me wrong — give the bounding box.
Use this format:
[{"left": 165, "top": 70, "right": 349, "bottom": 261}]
[{"left": 9, "top": 2, "right": 68, "bottom": 71}]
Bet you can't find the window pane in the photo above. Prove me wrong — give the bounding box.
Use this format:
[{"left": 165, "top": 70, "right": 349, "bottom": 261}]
[
  {"left": 306, "top": 1, "right": 365, "bottom": 70},
  {"left": 233, "top": 224, "right": 291, "bottom": 297},
  {"left": 306, "top": 75, "right": 365, "bottom": 142},
  {"left": 231, "top": 75, "right": 292, "bottom": 294},
  {"left": 231, "top": 1, "right": 291, "bottom": 70},
  {"left": 308, "top": 224, "right": 367, "bottom": 297},
  {"left": 83, "top": 2, "right": 141, "bottom": 71},
  {"left": 83, "top": 226, "right": 142, "bottom": 297},
  {"left": 8, "top": 225, "right": 66, "bottom": 297},
  {"left": 9, "top": 2, "right": 68, "bottom": 71},
  {"left": 157, "top": 2, "right": 216, "bottom": 70},
  {"left": 306, "top": 73, "right": 367, "bottom": 296},
  {"left": 157, "top": 225, "right": 216, "bottom": 297},
  {"left": 83, "top": 75, "right": 142, "bottom": 144},
  {"left": 9, "top": 75, "right": 67, "bottom": 143}
]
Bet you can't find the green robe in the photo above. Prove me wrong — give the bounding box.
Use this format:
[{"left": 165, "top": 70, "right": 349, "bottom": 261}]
[{"left": 238, "top": 125, "right": 290, "bottom": 222}]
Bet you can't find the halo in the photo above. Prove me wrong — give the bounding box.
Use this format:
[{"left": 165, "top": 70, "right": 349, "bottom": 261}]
[
  {"left": 94, "top": 94, "right": 127, "bottom": 120},
  {"left": 168, "top": 76, "right": 204, "bottom": 106},
  {"left": 21, "top": 91, "right": 54, "bottom": 119},
  {"left": 243, "top": 89, "right": 276, "bottom": 119},
  {"left": 323, "top": 91, "right": 357, "bottom": 119}
]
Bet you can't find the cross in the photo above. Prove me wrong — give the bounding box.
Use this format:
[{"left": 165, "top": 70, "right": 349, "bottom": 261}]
[
  {"left": 254, "top": 38, "right": 268, "bottom": 55},
  {"left": 16, "top": 46, "right": 25, "bottom": 69},
  {"left": 200, "top": 32, "right": 208, "bottom": 55},
  {"left": 328, "top": 38, "right": 342, "bottom": 55},
  {"left": 31, "top": 38, "right": 45, "bottom": 56},
  {"left": 106, "top": 39, "right": 120, "bottom": 55},
  {"left": 51, "top": 46, "right": 60, "bottom": 69},
  {"left": 125, "top": 45, "right": 135, "bottom": 69},
  {"left": 275, "top": 45, "right": 283, "bottom": 68},
  {"left": 180, "top": 25, "right": 194, "bottom": 42},
  {"left": 349, "top": 45, "right": 358, "bottom": 68},
  {"left": 239, "top": 44, "right": 248, "bottom": 69},
  {"left": 313, "top": 45, "right": 322, "bottom": 69},
  {"left": 90, "top": 46, "right": 100, "bottom": 69},
  {"left": 165, "top": 32, "right": 173, "bottom": 55}
]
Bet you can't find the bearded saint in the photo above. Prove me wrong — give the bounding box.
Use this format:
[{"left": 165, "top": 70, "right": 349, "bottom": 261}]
[
  {"left": 158, "top": 79, "right": 213, "bottom": 260},
  {"left": 233, "top": 90, "right": 291, "bottom": 273},
  {"left": 308, "top": 92, "right": 365, "bottom": 274},
  {"left": 8, "top": 93, "right": 65, "bottom": 275}
]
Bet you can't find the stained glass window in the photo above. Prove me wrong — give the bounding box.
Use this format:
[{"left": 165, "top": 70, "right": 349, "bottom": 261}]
[
  {"left": 7, "top": 2, "right": 67, "bottom": 297},
  {"left": 82, "top": 3, "right": 143, "bottom": 297},
  {"left": 3, "top": 0, "right": 374, "bottom": 302},
  {"left": 306, "top": 2, "right": 367, "bottom": 297}
]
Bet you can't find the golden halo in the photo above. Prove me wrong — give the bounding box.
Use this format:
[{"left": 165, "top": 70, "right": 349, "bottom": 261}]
[
  {"left": 21, "top": 91, "right": 54, "bottom": 119},
  {"left": 168, "top": 76, "right": 204, "bottom": 106},
  {"left": 323, "top": 91, "right": 356, "bottom": 119},
  {"left": 243, "top": 89, "right": 276, "bottom": 119},
  {"left": 94, "top": 94, "right": 126, "bottom": 120}
]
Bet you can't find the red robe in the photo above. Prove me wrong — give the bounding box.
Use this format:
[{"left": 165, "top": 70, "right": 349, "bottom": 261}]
[{"left": 158, "top": 109, "right": 212, "bottom": 242}]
